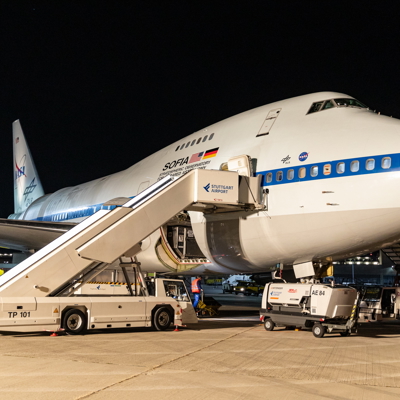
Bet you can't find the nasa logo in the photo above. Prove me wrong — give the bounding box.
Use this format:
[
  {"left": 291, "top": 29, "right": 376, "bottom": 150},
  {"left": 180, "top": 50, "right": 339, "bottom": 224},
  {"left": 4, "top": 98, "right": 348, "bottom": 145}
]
[
  {"left": 299, "top": 152, "right": 309, "bottom": 162},
  {"left": 15, "top": 155, "right": 27, "bottom": 180}
]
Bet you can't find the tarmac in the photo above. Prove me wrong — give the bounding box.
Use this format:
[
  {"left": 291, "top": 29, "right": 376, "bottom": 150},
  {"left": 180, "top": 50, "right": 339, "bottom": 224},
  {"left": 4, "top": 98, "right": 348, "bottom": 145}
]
[{"left": 2, "top": 287, "right": 400, "bottom": 399}]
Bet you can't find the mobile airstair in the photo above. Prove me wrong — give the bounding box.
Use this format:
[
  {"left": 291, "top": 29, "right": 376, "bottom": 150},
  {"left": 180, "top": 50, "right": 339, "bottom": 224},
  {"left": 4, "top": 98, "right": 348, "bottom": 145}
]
[{"left": 0, "top": 169, "right": 263, "bottom": 298}]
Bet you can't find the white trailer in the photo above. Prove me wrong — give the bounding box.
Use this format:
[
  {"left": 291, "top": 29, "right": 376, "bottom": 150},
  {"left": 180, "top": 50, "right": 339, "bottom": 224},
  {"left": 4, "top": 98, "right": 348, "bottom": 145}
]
[
  {"left": 0, "top": 169, "right": 263, "bottom": 334},
  {"left": 260, "top": 281, "right": 358, "bottom": 338}
]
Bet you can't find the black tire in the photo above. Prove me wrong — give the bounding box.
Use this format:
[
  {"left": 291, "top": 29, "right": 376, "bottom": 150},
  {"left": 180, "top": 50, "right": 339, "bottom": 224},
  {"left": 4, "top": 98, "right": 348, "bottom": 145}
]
[
  {"left": 264, "top": 318, "right": 275, "bottom": 331},
  {"left": 63, "top": 309, "right": 87, "bottom": 335},
  {"left": 234, "top": 292, "right": 238, "bottom": 295},
  {"left": 340, "top": 330, "right": 351, "bottom": 337},
  {"left": 153, "top": 307, "right": 172, "bottom": 331},
  {"left": 312, "top": 323, "right": 326, "bottom": 338}
]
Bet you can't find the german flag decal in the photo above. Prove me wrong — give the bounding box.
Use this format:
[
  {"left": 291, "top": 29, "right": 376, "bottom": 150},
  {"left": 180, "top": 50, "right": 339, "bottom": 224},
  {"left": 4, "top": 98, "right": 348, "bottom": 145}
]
[{"left": 202, "top": 147, "right": 219, "bottom": 159}]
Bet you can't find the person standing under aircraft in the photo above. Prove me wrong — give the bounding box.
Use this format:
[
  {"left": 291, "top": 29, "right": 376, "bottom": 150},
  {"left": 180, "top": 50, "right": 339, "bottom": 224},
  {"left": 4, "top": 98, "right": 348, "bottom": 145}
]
[{"left": 191, "top": 276, "right": 203, "bottom": 309}]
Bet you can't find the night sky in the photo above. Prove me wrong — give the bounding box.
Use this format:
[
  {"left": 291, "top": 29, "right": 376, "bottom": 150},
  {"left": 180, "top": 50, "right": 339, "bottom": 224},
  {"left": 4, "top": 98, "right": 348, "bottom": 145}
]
[{"left": 1, "top": 2, "right": 400, "bottom": 217}]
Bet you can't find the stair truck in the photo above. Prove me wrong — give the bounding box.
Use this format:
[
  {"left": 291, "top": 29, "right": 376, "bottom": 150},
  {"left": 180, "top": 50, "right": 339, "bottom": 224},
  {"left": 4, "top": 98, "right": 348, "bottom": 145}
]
[
  {"left": 260, "top": 281, "right": 359, "bottom": 338},
  {"left": 0, "top": 169, "right": 264, "bottom": 335}
]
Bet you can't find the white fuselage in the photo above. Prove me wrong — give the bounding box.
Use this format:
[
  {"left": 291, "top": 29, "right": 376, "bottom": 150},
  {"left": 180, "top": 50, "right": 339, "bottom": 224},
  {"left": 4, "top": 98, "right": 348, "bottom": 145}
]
[{"left": 12, "top": 92, "right": 400, "bottom": 274}]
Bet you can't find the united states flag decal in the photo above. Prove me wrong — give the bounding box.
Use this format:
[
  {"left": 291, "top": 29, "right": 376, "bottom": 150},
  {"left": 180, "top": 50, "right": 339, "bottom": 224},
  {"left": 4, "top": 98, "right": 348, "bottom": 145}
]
[{"left": 189, "top": 151, "right": 204, "bottom": 164}]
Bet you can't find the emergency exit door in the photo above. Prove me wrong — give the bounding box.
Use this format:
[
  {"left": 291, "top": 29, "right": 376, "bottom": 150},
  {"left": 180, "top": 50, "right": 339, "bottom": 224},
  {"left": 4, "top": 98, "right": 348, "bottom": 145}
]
[{"left": 257, "top": 108, "right": 281, "bottom": 137}]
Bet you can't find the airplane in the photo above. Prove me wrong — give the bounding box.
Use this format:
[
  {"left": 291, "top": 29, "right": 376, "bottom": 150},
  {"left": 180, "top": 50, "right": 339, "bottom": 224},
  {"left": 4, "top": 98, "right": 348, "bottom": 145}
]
[{"left": 1, "top": 91, "right": 400, "bottom": 277}]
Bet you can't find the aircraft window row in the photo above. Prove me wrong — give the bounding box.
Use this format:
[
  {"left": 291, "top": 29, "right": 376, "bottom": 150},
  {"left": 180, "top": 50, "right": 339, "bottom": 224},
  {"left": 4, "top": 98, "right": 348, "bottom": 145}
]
[
  {"left": 265, "top": 157, "right": 392, "bottom": 183},
  {"left": 175, "top": 133, "right": 215, "bottom": 151},
  {"left": 307, "top": 98, "right": 368, "bottom": 114}
]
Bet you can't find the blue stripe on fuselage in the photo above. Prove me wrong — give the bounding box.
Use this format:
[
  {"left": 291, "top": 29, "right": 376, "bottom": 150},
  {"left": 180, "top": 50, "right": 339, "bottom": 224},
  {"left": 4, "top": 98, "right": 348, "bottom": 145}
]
[
  {"left": 29, "top": 152, "right": 399, "bottom": 223},
  {"left": 256, "top": 153, "right": 398, "bottom": 186}
]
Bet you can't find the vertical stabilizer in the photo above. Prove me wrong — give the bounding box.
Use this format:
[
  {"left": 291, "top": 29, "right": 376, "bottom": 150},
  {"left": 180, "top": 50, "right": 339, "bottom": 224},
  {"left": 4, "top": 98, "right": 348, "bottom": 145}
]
[{"left": 13, "top": 120, "right": 45, "bottom": 214}]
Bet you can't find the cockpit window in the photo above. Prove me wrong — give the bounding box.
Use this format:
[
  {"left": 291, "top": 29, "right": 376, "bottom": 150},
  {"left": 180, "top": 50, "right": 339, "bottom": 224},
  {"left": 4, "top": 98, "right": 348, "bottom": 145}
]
[
  {"left": 307, "top": 102, "right": 323, "bottom": 114},
  {"left": 334, "top": 98, "right": 367, "bottom": 108},
  {"left": 307, "top": 97, "right": 368, "bottom": 115},
  {"left": 322, "top": 100, "right": 335, "bottom": 110}
]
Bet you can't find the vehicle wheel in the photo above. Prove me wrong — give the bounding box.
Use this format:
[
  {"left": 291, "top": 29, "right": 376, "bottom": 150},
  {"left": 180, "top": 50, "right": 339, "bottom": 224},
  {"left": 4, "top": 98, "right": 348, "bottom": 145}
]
[
  {"left": 63, "top": 309, "right": 87, "bottom": 335},
  {"left": 264, "top": 318, "right": 275, "bottom": 331},
  {"left": 234, "top": 292, "right": 238, "bottom": 295},
  {"left": 153, "top": 307, "right": 172, "bottom": 331},
  {"left": 340, "top": 330, "right": 351, "bottom": 337},
  {"left": 312, "top": 323, "right": 326, "bottom": 338}
]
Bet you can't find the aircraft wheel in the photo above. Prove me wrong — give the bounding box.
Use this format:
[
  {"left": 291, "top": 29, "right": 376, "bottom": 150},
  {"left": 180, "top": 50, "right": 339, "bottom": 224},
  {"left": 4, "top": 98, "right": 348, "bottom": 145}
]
[
  {"left": 153, "top": 307, "right": 172, "bottom": 331},
  {"left": 312, "top": 323, "right": 326, "bottom": 338},
  {"left": 264, "top": 318, "right": 275, "bottom": 331},
  {"left": 63, "top": 309, "right": 87, "bottom": 335}
]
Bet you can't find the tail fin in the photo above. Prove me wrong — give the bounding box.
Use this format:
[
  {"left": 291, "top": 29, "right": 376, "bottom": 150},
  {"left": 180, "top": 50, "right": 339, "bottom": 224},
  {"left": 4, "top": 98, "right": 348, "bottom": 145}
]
[{"left": 13, "top": 120, "right": 45, "bottom": 214}]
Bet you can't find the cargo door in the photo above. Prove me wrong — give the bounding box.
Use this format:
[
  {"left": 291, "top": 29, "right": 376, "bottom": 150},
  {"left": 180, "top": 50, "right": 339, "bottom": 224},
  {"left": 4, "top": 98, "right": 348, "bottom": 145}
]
[{"left": 257, "top": 108, "right": 281, "bottom": 137}]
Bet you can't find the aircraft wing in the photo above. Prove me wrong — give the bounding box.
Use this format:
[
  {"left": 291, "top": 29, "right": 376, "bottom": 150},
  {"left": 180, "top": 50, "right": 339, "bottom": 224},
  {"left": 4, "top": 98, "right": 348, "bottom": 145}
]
[{"left": 0, "top": 218, "right": 76, "bottom": 251}]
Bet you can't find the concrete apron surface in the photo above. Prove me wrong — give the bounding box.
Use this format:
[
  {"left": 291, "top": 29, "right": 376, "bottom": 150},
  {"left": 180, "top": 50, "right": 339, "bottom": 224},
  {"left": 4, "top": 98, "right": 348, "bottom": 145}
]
[{"left": 1, "top": 317, "right": 400, "bottom": 400}]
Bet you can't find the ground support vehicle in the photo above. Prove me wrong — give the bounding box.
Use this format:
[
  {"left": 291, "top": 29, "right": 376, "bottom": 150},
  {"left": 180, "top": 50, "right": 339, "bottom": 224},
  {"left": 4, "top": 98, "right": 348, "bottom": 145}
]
[
  {"left": 358, "top": 286, "right": 400, "bottom": 322},
  {"left": 0, "top": 269, "right": 197, "bottom": 334},
  {"left": 0, "top": 169, "right": 263, "bottom": 334},
  {"left": 260, "top": 281, "right": 359, "bottom": 338},
  {"left": 233, "top": 281, "right": 264, "bottom": 296}
]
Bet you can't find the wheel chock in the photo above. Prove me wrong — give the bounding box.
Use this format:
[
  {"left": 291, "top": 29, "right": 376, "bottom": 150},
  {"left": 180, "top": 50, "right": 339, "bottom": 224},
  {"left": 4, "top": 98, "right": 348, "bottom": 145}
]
[{"left": 45, "top": 328, "right": 65, "bottom": 337}]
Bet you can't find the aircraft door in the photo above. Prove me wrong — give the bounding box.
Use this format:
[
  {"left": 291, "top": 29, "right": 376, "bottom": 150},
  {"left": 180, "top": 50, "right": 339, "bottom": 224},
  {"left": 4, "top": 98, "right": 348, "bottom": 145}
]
[
  {"left": 257, "top": 108, "right": 281, "bottom": 137},
  {"left": 227, "top": 155, "right": 253, "bottom": 177}
]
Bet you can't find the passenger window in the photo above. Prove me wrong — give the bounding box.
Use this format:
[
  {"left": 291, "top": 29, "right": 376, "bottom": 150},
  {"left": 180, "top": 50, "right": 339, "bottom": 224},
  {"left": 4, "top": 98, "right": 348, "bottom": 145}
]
[
  {"left": 322, "top": 100, "right": 334, "bottom": 110},
  {"left": 180, "top": 144, "right": 185, "bottom": 150},
  {"left": 323, "top": 164, "right": 331, "bottom": 175},
  {"left": 185, "top": 142, "right": 190, "bottom": 148},
  {"left": 196, "top": 138, "right": 202, "bottom": 144},
  {"left": 366, "top": 158, "right": 375, "bottom": 170},
  {"left": 298, "top": 167, "right": 306, "bottom": 178},
  {"left": 266, "top": 173, "right": 272, "bottom": 183},
  {"left": 287, "top": 169, "right": 294, "bottom": 180},
  {"left": 336, "top": 162, "right": 345, "bottom": 174},
  {"left": 276, "top": 171, "right": 283, "bottom": 181},
  {"left": 350, "top": 160, "right": 359, "bottom": 172},
  {"left": 209, "top": 133, "right": 214, "bottom": 140},
  {"left": 307, "top": 102, "right": 323, "bottom": 114},
  {"left": 202, "top": 135, "right": 208, "bottom": 142},
  {"left": 382, "top": 157, "right": 391, "bottom": 169},
  {"left": 310, "top": 166, "right": 318, "bottom": 177},
  {"left": 191, "top": 140, "right": 196, "bottom": 146}
]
